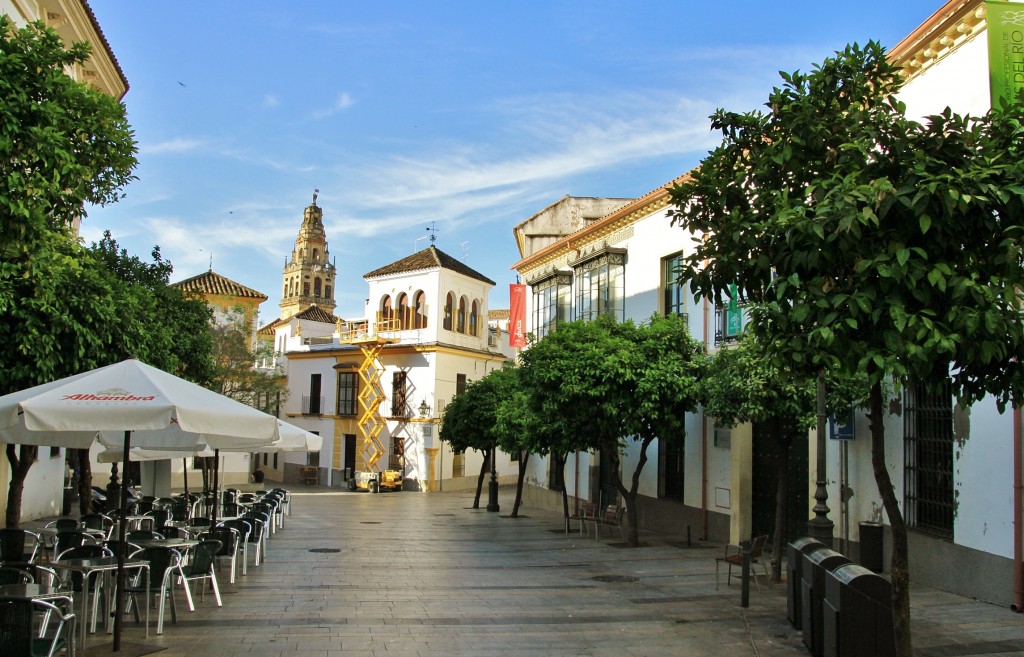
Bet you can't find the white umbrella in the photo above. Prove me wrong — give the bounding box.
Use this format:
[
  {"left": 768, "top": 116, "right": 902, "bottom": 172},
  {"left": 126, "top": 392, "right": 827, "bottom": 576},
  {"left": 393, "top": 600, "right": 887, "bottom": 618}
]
[{"left": 0, "top": 359, "right": 281, "bottom": 652}]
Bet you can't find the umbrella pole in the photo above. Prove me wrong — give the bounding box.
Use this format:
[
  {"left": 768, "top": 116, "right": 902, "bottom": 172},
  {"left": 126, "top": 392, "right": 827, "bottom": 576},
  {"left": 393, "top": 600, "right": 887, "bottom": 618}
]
[
  {"left": 211, "top": 448, "right": 220, "bottom": 529},
  {"left": 113, "top": 429, "right": 131, "bottom": 651},
  {"left": 183, "top": 458, "right": 190, "bottom": 519}
]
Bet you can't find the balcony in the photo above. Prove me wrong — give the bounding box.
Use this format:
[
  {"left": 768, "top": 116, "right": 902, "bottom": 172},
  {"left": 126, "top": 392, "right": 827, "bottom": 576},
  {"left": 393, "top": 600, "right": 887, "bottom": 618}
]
[{"left": 301, "top": 395, "right": 324, "bottom": 415}]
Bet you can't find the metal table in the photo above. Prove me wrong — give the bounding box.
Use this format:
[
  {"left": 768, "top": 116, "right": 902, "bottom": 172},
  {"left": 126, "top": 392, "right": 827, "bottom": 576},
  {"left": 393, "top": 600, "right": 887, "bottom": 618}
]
[{"left": 50, "top": 555, "right": 149, "bottom": 651}]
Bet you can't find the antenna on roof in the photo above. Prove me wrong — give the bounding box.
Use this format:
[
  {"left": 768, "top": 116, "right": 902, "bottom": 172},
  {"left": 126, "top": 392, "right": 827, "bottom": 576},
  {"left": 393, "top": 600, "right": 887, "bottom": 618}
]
[
  {"left": 426, "top": 221, "right": 438, "bottom": 244},
  {"left": 199, "top": 248, "right": 213, "bottom": 271}
]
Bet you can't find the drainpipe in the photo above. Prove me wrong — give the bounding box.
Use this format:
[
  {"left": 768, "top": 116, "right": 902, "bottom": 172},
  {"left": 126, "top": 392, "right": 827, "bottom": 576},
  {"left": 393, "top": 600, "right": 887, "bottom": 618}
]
[
  {"left": 1013, "top": 405, "right": 1023, "bottom": 612},
  {"left": 701, "top": 295, "right": 709, "bottom": 540}
]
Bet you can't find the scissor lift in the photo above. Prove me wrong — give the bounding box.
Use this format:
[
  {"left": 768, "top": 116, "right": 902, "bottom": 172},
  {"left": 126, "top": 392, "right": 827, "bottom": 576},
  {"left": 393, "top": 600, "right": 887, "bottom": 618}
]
[{"left": 339, "top": 315, "right": 402, "bottom": 492}]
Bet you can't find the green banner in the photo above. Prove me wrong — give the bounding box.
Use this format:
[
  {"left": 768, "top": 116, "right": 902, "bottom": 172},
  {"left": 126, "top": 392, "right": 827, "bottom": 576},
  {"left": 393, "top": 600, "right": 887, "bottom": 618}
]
[{"left": 987, "top": 1, "right": 1024, "bottom": 107}]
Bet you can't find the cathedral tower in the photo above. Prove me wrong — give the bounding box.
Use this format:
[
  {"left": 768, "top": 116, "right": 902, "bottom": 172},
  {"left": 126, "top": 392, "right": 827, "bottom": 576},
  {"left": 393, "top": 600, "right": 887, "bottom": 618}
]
[{"left": 279, "top": 190, "right": 337, "bottom": 319}]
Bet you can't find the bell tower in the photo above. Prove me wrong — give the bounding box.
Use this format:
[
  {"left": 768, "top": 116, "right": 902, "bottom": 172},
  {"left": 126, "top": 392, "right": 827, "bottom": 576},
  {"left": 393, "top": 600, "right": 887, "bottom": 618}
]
[{"left": 280, "top": 189, "right": 337, "bottom": 319}]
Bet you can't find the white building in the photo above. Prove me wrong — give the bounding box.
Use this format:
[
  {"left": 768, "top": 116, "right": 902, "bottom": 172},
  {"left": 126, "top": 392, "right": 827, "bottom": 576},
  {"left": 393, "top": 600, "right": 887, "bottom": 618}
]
[
  {"left": 267, "top": 213, "right": 518, "bottom": 490},
  {"left": 512, "top": 0, "right": 1024, "bottom": 609}
]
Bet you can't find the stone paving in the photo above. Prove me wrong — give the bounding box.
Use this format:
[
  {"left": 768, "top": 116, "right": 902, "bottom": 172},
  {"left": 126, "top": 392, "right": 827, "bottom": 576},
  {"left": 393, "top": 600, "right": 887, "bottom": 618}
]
[{"left": 75, "top": 487, "right": 1024, "bottom": 657}]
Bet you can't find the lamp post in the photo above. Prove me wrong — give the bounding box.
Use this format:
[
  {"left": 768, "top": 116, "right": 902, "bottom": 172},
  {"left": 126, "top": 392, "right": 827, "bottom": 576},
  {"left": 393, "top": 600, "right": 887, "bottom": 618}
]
[
  {"left": 486, "top": 443, "right": 500, "bottom": 512},
  {"left": 808, "top": 371, "right": 834, "bottom": 546}
]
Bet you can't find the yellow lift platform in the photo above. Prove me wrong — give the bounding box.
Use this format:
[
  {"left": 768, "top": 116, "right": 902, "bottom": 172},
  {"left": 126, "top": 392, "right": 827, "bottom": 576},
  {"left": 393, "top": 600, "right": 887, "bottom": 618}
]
[{"left": 338, "top": 315, "right": 403, "bottom": 492}]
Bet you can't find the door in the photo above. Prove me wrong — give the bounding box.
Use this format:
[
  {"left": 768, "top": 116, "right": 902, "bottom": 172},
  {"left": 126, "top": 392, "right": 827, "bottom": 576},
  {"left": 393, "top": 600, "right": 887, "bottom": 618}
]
[{"left": 751, "top": 421, "right": 808, "bottom": 544}]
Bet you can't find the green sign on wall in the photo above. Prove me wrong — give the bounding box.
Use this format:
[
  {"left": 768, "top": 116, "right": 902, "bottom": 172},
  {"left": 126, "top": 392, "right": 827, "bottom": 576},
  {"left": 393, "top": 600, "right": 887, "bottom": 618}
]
[{"left": 987, "top": 1, "right": 1024, "bottom": 107}]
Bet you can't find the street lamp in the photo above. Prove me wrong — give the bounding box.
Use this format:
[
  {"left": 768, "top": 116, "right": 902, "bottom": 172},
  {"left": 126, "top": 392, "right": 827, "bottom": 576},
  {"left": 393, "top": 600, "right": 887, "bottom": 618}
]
[
  {"left": 486, "top": 442, "right": 500, "bottom": 512},
  {"left": 808, "top": 371, "right": 834, "bottom": 545},
  {"left": 418, "top": 399, "right": 430, "bottom": 418}
]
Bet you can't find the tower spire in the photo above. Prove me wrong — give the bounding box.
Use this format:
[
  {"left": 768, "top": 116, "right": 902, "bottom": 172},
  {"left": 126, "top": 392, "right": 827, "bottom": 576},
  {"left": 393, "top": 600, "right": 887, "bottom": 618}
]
[{"left": 279, "top": 191, "right": 337, "bottom": 320}]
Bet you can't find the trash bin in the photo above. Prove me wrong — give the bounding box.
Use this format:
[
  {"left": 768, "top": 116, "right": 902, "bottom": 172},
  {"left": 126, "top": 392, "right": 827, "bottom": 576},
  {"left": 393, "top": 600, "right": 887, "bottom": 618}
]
[
  {"left": 858, "top": 522, "right": 884, "bottom": 573},
  {"left": 823, "top": 563, "right": 894, "bottom": 657},
  {"left": 788, "top": 537, "right": 827, "bottom": 629},
  {"left": 801, "top": 548, "right": 852, "bottom": 657}
]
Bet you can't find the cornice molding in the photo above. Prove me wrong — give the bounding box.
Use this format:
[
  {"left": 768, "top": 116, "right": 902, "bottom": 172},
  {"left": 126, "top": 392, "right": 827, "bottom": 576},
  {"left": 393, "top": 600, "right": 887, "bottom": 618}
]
[{"left": 890, "top": 0, "right": 986, "bottom": 82}]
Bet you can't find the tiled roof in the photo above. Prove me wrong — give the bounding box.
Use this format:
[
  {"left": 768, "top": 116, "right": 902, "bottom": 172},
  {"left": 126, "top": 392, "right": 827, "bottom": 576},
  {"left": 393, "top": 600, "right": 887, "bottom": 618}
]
[
  {"left": 257, "top": 318, "right": 285, "bottom": 335},
  {"left": 171, "top": 270, "right": 267, "bottom": 300},
  {"left": 81, "top": 0, "right": 130, "bottom": 96},
  {"left": 364, "top": 246, "right": 496, "bottom": 285},
  {"left": 292, "top": 305, "right": 340, "bottom": 324}
]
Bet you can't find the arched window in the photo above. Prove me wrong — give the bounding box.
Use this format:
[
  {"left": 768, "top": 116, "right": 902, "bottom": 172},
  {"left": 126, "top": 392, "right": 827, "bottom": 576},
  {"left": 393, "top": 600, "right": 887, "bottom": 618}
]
[
  {"left": 312, "top": 248, "right": 319, "bottom": 262},
  {"left": 414, "top": 291, "right": 427, "bottom": 329},
  {"left": 283, "top": 283, "right": 288, "bottom": 296},
  {"left": 457, "top": 296, "right": 468, "bottom": 334},
  {"left": 299, "top": 248, "right": 305, "bottom": 261},
  {"left": 381, "top": 295, "right": 393, "bottom": 324},
  {"left": 303, "top": 281, "right": 310, "bottom": 296},
  {"left": 397, "top": 293, "right": 410, "bottom": 330},
  {"left": 469, "top": 300, "right": 479, "bottom": 337},
  {"left": 443, "top": 293, "right": 454, "bottom": 331},
  {"left": 314, "top": 277, "right": 322, "bottom": 297},
  {"left": 325, "top": 284, "right": 332, "bottom": 300}
]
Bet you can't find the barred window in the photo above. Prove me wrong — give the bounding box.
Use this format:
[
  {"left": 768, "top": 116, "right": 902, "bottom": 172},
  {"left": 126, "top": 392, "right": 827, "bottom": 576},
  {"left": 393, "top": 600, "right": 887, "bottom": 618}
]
[
  {"left": 391, "top": 371, "right": 408, "bottom": 417},
  {"left": 904, "top": 381, "right": 954, "bottom": 538}
]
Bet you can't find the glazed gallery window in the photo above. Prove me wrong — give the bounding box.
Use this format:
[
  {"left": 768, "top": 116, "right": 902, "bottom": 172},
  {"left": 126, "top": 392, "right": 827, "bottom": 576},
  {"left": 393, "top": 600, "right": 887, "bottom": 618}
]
[
  {"left": 573, "top": 249, "right": 625, "bottom": 322},
  {"left": 531, "top": 272, "right": 572, "bottom": 340}
]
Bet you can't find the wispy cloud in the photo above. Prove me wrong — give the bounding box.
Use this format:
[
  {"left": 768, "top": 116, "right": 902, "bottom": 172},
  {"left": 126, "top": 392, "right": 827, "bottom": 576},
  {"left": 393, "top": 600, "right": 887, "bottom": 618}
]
[
  {"left": 323, "top": 90, "right": 719, "bottom": 239},
  {"left": 143, "top": 138, "right": 204, "bottom": 155},
  {"left": 311, "top": 92, "right": 355, "bottom": 120},
  {"left": 263, "top": 94, "right": 280, "bottom": 108}
]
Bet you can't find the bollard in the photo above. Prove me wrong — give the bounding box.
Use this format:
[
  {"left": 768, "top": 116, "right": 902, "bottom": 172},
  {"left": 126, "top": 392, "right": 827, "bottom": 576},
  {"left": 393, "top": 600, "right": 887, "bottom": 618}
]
[{"left": 740, "top": 539, "right": 751, "bottom": 608}]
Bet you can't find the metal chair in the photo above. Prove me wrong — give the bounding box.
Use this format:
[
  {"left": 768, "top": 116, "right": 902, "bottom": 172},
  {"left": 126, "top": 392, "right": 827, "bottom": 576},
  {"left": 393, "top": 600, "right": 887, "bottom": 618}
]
[
  {"left": 218, "top": 519, "right": 253, "bottom": 575},
  {"left": 0, "top": 595, "right": 76, "bottom": 657},
  {"left": 51, "top": 531, "right": 96, "bottom": 558},
  {"left": 0, "top": 566, "right": 33, "bottom": 585},
  {"left": 0, "top": 528, "right": 42, "bottom": 563},
  {"left": 176, "top": 539, "right": 223, "bottom": 611},
  {"left": 715, "top": 534, "right": 770, "bottom": 591},
  {"left": 53, "top": 544, "right": 113, "bottom": 635},
  {"left": 125, "top": 546, "right": 181, "bottom": 634},
  {"left": 80, "top": 514, "right": 113, "bottom": 540},
  {"left": 198, "top": 527, "right": 240, "bottom": 583}
]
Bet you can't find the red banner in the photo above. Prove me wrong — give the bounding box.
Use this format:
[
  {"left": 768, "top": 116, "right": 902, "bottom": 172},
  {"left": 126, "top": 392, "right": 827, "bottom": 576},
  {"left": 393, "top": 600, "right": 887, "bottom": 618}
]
[{"left": 509, "top": 283, "right": 527, "bottom": 347}]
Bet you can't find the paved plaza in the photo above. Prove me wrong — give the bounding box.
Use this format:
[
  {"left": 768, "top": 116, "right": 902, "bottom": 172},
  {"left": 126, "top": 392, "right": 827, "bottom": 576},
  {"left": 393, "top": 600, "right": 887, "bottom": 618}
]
[{"left": 77, "top": 487, "right": 1024, "bottom": 657}]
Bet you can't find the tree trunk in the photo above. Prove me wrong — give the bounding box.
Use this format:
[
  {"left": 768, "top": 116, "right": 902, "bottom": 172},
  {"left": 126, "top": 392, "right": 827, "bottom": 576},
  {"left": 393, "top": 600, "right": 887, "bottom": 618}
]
[
  {"left": 472, "top": 448, "right": 490, "bottom": 509},
  {"left": 78, "top": 450, "right": 94, "bottom": 515},
  {"left": 5, "top": 444, "right": 36, "bottom": 528},
  {"left": 612, "top": 437, "right": 653, "bottom": 547},
  {"left": 771, "top": 419, "right": 793, "bottom": 583},
  {"left": 511, "top": 452, "right": 530, "bottom": 517},
  {"left": 553, "top": 452, "right": 571, "bottom": 530},
  {"left": 867, "top": 379, "right": 912, "bottom": 657}
]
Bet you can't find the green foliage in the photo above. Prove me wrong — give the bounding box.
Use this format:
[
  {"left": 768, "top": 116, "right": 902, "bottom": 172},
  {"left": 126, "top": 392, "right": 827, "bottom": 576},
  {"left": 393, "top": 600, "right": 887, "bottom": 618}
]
[
  {"left": 0, "top": 231, "right": 216, "bottom": 394},
  {"left": 439, "top": 366, "right": 514, "bottom": 453},
  {"left": 0, "top": 17, "right": 137, "bottom": 254},
  {"left": 209, "top": 305, "right": 286, "bottom": 411},
  {"left": 670, "top": 41, "right": 1024, "bottom": 409},
  {"left": 702, "top": 334, "right": 867, "bottom": 431},
  {"left": 519, "top": 314, "right": 705, "bottom": 454}
]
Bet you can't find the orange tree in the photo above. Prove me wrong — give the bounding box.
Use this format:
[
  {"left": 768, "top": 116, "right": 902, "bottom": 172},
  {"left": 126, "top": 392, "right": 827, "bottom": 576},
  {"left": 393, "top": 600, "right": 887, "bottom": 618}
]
[
  {"left": 669, "top": 42, "right": 1024, "bottom": 657},
  {"left": 519, "top": 313, "right": 704, "bottom": 546}
]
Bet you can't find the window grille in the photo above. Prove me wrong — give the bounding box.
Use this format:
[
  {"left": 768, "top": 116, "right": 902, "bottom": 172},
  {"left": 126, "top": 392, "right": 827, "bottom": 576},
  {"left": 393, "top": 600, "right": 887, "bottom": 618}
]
[{"left": 904, "top": 381, "right": 955, "bottom": 538}]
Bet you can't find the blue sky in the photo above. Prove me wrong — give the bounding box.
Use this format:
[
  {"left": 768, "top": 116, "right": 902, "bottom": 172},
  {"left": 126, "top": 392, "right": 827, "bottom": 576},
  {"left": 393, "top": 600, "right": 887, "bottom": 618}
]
[{"left": 84, "top": 1, "right": 942, "bottom": 323}]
